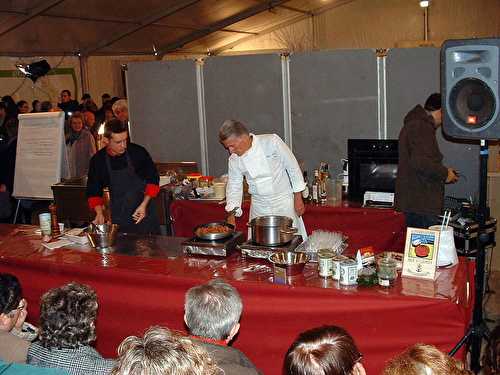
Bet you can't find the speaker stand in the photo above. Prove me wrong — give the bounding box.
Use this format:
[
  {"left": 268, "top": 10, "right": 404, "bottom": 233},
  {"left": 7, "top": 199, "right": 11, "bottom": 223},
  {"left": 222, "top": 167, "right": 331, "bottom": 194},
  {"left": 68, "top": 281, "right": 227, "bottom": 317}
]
[{"left": 449, "top": 139, "right": 492, "bottom": 373}]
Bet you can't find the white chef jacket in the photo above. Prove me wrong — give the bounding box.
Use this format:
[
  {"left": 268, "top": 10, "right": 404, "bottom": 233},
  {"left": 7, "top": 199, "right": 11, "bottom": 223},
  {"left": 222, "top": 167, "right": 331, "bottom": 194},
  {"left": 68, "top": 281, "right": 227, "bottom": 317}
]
[{"left": 225, "top": 133, "right": 307, "bottom": 240}]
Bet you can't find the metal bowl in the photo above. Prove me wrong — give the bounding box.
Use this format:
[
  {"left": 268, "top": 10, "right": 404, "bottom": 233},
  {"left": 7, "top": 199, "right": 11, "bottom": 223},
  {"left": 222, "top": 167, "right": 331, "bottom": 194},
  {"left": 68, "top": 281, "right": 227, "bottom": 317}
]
[
  {"left": 194, "top": 222, "right": 234, "bottom": 241},
  {"left": 87, "top": 224, "right": 119, "bottom": 250},
  {"left": 268, "top": 251, "right": 309, "bottom": 276}
]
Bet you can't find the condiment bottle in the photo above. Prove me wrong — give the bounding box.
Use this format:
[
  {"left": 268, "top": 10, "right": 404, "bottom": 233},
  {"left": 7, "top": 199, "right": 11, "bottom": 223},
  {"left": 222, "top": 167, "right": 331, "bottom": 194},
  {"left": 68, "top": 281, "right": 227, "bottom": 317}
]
[
  {"left": 301, "top": 171, "right": 310, "bottom": 202},
  {"left": 312, "top": 169, "right": 320, "bottom": 204},
  {"left": 49, "top": 203, "right": 61, "bottom": 237}
]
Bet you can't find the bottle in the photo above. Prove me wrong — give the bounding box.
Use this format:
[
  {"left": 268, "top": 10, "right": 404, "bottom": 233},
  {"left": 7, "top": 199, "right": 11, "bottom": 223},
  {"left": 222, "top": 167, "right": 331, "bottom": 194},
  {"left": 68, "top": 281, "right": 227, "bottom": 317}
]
[
  {"left": 312, "top": 170, "right": 320, "bottom": 204},
  {"left": 302, "top": 171, "right": 310, "bottom": 201},
  {"left": 319, "top": 162, "right": 330, "bottom": 180},
  {"left": 320, "top": 175, "right": 328, "bottom": 205},
  {"left": 49, "top": 203, "right": 61, "bottom": 237}
]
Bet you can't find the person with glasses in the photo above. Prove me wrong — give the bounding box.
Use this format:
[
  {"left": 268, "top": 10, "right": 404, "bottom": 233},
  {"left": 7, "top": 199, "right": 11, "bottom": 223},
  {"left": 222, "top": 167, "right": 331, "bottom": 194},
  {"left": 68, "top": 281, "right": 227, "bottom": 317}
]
[
  {"left": 283, "top": 325, "right": 366, "bottom": 375},
  {"left": 0, "top": 273, "right": 37, "bottom": 363}
]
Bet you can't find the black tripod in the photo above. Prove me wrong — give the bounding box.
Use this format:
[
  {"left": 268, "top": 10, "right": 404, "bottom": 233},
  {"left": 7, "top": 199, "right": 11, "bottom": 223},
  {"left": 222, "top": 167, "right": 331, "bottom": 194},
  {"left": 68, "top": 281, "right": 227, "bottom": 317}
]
[{"left": 449, "top": 139, "right": 492, "bottom": 373}]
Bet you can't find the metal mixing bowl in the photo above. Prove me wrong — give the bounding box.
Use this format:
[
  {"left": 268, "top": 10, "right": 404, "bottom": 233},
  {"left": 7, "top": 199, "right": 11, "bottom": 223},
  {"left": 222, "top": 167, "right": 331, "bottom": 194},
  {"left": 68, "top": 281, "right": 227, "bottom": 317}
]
[
  {"left": 268, "top": 251, "right": 309, "bottom": 276},
  {"left": 87, "top": 224, "right": 119, "bottom": 250}
]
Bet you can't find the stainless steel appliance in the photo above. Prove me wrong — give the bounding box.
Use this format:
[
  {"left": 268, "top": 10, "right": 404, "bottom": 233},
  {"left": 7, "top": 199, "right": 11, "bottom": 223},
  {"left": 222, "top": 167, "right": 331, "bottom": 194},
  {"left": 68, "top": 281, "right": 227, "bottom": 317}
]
[
  {"left": 181, "top": 232, "right": 244, "bottom": 257},
  {"left": 238, "top": 235, "right": 303, "bottom": 259}
]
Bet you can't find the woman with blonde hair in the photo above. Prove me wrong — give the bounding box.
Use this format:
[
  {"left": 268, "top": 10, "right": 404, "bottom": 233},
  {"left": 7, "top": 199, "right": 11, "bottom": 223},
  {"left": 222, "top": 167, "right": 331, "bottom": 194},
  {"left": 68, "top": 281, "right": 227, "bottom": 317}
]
[
  {"left": 66, "top": 111, "right": 96, "bottom": 178},
  {"left": 111, "top": 326, "right": 220, "bottom": 375},
  {"left": 382, "top": 343, "right": 472, "bottom": 375}
]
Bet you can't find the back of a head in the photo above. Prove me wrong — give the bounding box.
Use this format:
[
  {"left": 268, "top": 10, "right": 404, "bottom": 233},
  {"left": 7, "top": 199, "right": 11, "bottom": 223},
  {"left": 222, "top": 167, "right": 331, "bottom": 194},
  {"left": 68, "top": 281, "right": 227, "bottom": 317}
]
[
  {"left": 284, "top": 325, "right": 362, "bottom": 375},
  {"left": 0, "top": 273, "right": 22, "bottom": 314},
  {"left": 185, "top": 279, "right": 242, "bottom": 340},
  {"left": 112, "top": 99, "right": 128, "bottom": 112},
  {"left": 218, "top": 120, "right": 249, "bottom": 142},
  {"left": 111, "top": 326, "right": 219, "bottom": 375},
  {"left": 39, "top": 282, "right": 98, "bottom": 349},
  {"left": 382, "top": 344, "right": 472, "bottom": 375},
  {"left": 104, "top": 118, "right": 128, "bottom": 138},
  {"left": 40, "top": 101, "right": 53, "bottom": 112},
  {"left": 424, "top": 93, "right": 442, "bottom": 112}
]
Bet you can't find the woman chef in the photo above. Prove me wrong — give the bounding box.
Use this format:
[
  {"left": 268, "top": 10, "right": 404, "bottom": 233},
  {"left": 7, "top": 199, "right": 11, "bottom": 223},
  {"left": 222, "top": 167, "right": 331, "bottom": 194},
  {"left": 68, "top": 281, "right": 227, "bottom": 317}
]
[{"left": 220, "top": 120, "right": 307, "bottom": 240}]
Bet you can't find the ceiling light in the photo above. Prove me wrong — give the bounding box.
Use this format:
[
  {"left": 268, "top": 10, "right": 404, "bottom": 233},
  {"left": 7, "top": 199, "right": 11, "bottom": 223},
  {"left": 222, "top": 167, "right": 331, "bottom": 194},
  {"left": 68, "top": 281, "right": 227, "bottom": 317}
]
[{"left": 420, "top": 1, "right": 429, "bottom": 8}]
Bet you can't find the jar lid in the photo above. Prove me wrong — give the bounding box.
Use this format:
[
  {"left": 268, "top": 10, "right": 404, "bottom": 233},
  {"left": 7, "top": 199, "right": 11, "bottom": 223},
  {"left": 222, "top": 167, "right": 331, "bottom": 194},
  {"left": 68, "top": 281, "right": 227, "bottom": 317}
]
[{"left": 318, "top": 249, "right": 334, "bottom": 258}]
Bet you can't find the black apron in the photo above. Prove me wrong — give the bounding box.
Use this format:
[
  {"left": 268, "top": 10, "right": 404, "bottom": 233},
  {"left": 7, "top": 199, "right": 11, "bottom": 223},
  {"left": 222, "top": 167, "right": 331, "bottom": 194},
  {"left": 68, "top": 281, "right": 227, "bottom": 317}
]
[{"left": 105, "top": 152, "right": 160, "bottom": 234}]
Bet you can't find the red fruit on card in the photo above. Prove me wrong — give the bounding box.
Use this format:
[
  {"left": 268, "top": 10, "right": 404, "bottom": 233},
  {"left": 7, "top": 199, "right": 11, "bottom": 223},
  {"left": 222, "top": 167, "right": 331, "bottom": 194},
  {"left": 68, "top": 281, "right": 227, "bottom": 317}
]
[{"left": 415, "top": 244, "right": 430, "bottom": 257}]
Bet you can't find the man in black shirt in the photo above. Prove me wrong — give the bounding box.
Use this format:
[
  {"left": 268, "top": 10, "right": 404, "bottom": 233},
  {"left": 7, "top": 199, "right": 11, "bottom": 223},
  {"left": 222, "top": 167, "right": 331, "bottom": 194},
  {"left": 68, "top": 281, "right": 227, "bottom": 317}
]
[
  {"left": 86, "top": 119, "right": 160, "bottom": 234},
  {"left": 57, "top": 90, "right": 79, "bottom": 119}
]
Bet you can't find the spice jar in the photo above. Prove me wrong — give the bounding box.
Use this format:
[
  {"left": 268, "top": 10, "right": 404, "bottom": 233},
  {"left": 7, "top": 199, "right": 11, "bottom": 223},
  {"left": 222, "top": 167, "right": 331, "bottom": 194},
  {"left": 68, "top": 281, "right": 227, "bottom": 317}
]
[
  {"left": 377, "top": 257, "right": 397, "bottom": 287},
  {"left": 317, "top": 249, "right": 334, "bottom": 278}
]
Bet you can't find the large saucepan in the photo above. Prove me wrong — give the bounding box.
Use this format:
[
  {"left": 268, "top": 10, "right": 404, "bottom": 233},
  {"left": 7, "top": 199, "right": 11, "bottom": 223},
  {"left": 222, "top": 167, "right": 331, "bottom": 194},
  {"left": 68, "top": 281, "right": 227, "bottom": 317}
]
[{"left": 248, "top": 216, "right": 297, "bottom": 246}]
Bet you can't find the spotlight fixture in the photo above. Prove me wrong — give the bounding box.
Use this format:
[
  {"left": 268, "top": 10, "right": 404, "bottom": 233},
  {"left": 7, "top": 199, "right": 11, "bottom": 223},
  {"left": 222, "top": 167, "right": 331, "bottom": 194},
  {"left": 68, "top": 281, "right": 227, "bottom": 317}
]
[
  {"left": 420, "top": 0, "right": 429, "bottom": 7},
  {"left": 16, "top": 59, "right": 51, "bottom": 83}
]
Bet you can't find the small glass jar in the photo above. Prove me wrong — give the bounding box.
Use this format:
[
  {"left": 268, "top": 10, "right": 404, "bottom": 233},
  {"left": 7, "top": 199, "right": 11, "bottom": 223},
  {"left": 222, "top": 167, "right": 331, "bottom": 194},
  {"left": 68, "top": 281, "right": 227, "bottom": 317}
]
[
  {"left": 199, "top": 177, "right": 209, "bottom": 188},
  {"left": 377, "top": 257, "right": 397, "bottom": 287}
]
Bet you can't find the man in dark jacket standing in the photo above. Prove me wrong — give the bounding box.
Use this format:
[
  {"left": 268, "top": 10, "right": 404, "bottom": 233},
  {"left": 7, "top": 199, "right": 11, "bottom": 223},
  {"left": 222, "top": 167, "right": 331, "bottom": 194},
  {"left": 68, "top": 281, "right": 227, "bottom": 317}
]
[{"left": 395, "top": 93, "right": 458, "bottom": 228}]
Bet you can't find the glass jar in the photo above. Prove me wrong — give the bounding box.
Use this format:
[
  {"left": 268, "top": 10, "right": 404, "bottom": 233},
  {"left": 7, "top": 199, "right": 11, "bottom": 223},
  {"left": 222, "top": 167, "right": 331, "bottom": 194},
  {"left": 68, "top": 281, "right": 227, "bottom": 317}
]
[{"left": 377, "top": 257, "right": 397, "bottom": 287}]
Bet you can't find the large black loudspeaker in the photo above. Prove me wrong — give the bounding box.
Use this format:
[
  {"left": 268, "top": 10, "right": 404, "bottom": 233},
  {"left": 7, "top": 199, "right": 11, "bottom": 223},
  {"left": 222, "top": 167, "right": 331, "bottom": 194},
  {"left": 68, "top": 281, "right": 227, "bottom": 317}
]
[{"left": 441, "top": 38, "right": 500, "bottom": 140}]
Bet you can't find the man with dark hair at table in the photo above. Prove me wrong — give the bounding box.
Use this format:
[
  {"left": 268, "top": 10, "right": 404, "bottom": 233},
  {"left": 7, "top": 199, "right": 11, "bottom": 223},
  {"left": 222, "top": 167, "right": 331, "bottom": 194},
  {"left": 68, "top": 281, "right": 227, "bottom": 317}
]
[
  {"left": 185, "top": 279, "right": 260, "bottom": 375},
  {"left": 86, "top": 118, "right": 160, "bottom": 234},
  {"left": 27, "top": 283, "right": 115, "bottom": 375},
  {"left": 0, "top": 273, "right": 37, "bottom": 363},
  {"left": 395, "top": 93, "right": 458, "bottom": 229}
]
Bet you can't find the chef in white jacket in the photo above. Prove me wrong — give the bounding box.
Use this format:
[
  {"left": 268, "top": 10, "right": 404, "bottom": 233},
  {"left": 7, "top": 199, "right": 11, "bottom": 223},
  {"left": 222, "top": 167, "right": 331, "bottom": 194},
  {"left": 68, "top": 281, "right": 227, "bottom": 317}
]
[{"left": 219, "top": 120, "right": 307, "bottom": 240}]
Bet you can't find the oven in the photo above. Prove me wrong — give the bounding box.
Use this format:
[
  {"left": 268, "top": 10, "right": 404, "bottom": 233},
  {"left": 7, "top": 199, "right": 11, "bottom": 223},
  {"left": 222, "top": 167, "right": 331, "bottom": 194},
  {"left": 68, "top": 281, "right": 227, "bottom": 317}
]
[{"left": 347, "top": 139, "right": 399, "bottom": 202}]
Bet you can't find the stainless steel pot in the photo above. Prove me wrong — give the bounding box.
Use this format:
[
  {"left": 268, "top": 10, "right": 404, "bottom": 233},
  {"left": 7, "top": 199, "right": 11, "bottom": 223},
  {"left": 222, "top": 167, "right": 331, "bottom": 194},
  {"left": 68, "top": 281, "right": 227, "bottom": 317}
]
[{"left": 248, "top": 216, "right": 297, "bottom": 246}]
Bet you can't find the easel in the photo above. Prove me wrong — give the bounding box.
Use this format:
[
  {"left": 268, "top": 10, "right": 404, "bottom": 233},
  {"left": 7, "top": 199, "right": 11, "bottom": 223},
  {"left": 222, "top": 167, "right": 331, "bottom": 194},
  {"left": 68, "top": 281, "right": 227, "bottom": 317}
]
[
  {"left": 12, "top": 198, "right": 52, "bottom": 224},
  {"left": 12, "top": 112, "right": 67, "bottom": 223}
]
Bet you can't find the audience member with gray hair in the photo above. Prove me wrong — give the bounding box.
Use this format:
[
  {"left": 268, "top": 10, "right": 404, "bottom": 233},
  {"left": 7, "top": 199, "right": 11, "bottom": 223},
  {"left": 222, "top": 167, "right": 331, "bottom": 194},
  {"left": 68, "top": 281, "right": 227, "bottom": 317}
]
[
  {"left": 112, "top": 99, "right": 128, "bottom": 124},
  {"left": 27, "top": 282, "right": 115, "bottom": 375},
  {"left": 185, "top": 279, "right": 261, "bottom": 375},
  {"left": 111, "top": 326, "right": 220, "bottom": 375}
]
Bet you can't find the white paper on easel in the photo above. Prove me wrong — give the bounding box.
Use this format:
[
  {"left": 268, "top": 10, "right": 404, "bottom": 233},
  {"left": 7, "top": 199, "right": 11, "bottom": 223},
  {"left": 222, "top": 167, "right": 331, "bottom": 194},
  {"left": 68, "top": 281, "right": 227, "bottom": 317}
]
[{"left": 13, "top": 112, "right": 66, "bottom": 200}]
